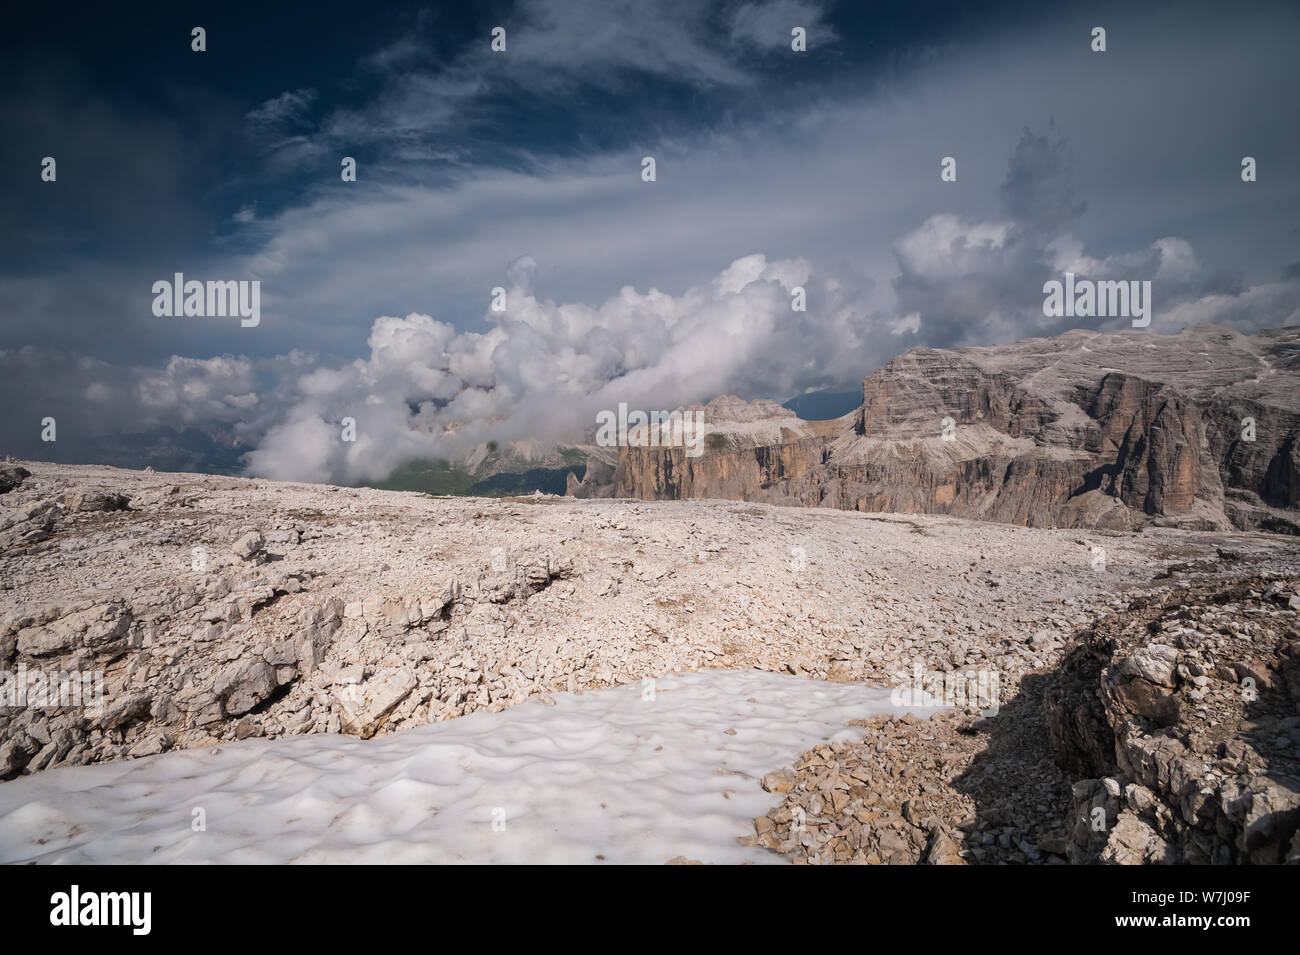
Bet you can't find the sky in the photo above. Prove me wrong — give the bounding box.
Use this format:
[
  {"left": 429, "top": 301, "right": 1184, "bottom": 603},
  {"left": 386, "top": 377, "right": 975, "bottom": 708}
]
[{"left": 2, "top": 0, "right": 1298, "bottom": 483}]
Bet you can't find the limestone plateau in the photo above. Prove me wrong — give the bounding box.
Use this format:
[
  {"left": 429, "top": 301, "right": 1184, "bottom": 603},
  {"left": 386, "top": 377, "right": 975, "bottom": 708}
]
[{"left": 604, "top": 324, "right": 1300, "bottom": 535}]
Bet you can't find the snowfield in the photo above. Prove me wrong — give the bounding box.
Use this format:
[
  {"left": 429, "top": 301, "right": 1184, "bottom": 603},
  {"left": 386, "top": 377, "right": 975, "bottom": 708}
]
[{"left": 0, "top": 670, "right": 939, "bottom": 864}]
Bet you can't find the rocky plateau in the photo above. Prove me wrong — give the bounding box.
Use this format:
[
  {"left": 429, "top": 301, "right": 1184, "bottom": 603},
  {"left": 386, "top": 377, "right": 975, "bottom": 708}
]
[{"left": 605, "top": 324, "right": 1300, "bottom": 535}]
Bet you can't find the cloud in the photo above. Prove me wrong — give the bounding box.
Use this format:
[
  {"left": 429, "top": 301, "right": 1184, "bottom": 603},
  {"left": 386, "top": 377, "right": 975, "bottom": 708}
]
[
  {"left": 886, "top": 125, "right": 1300, "bottom": 347},
  {"left": 137, "top": 356, "right": 260, "bottom": 424},
  {"left": 245, "top": 89, "right": 318, "bottom": 131},
  {"left": 7, "top": 0, "right": 1299, "bottom": 368},
  {"left": 730, "top": 1, "right": 836, "bottom": 50},
  {"left": 999, "top": 123, "right": 1087, "bottom": 236},
  {"left": 504, "top": 0, "right": 755, "bottom": 89},
  {"left": 241, "top": 250, "right": 874, "bottom": 483},
  {"left": 5, "top": 211, "right": 1298, "bottom": 483},
  {"left": 1158, "top": 281, "right": 1300, "bottom": 333},
  {"left": 8, "top": 96, "right": 1300, "bottom": 482},
  {"left": 316, "top": 0, "right": 806, "bottom": 154}
]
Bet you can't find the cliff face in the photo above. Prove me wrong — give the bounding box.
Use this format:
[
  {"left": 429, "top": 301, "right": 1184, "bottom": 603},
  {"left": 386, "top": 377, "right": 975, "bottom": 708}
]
[
  {"left": 1077, "top": 374, "right": 1204, "bottom": 514},
  {"left": 609, "top": 325, "right": 1300, "bottom": 532},
  {"left": 613, "top": 437, "right": 828, "bottom": 501}
]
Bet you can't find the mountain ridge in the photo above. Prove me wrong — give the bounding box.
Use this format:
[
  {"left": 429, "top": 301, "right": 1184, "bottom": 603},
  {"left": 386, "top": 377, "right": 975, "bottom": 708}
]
[{"left": 604, "top": 324, "right": 1300, "bottom": 533}]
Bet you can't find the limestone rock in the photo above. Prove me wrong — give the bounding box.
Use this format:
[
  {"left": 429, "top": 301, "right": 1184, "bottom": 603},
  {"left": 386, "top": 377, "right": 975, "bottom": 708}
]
[
  {"left": 215, "top": 660, "right": 278, "bottom": 716},
  {"left": 1100, "top": 812, "right": 1176, "bottom": 865},
  {"left": 925, "top": 828, "right": 967, "bottom": 865},
  {"left": 232, "top": 529, "right": 267, "bottom": 563},
  {"left": 614, "top": 325, "right": 1300, "bottom": 532},
  {"left": 62, "top": 489, "right": 130, "bottom": 512},
  {"left": 335, "top": 668, "right": 417, "bottom": 739},
  {"left": 761, "top": 768, "right": 798, "bottom": 793},
  {"left": 15, "top": 602, "right": 132, "bottom": 658},
  {"left": 0, "top": 465, "right": 30, "bottom": 494}
]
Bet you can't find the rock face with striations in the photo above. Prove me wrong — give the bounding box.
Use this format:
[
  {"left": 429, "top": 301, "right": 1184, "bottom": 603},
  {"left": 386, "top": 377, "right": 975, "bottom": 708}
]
[{"left": 611, "top": 325, "right": 1300, "bottom": 532}]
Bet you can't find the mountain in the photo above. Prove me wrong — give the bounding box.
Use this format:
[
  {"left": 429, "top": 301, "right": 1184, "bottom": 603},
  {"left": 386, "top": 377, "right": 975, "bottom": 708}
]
[
  {"left": 20, "top": 427, "right": 247, "bottom": 476},
  {"left": 603, "top": 325, "right": 1300, "bottom": 533},
  {"left": 371, "top": 441, "right": 617, "bottom": 497}
]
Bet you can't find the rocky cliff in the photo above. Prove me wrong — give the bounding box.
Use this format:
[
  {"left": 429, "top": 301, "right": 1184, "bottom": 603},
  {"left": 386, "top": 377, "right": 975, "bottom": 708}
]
[{"left": 608, "top": 325, "right": 1300, "bottom": 532}]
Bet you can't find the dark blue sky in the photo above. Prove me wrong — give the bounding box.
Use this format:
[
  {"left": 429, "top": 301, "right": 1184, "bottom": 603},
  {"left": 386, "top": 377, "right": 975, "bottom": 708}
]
[{"left": 4, "top": 0, "right": 1048, "bottom": 273}]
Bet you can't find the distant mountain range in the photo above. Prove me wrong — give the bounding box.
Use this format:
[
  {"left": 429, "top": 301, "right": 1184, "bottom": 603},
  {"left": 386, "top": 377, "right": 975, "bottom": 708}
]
[
  {"left": 23, "top": 326, "right": 1299, "bottom": 530},
  {"left": 602, "top": 324, "right": 1300, "bottom": 533},
  {"left": 22, "top": 426, "right": 247, "bottom": 477}
]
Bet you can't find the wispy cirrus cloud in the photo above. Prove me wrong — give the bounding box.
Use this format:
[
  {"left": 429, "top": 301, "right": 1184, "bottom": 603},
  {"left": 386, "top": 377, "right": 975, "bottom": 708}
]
[
  {"left": 730, "top": 0, "right": 837, "bottom": 50},
  {"left": 245, "top": 88, "right": 318, "bottom": 132}
]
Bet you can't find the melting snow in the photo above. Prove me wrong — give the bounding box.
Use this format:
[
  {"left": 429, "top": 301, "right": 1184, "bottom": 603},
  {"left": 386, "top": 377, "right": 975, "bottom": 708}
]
[{"left": 0, "top": 670, "right": 940, "bottom": 864}]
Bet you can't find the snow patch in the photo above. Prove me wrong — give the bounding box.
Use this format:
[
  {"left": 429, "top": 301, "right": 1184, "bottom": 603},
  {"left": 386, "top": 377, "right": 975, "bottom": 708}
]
[{"left": 0, "top": 670, "right": 940, "bottom": 864}]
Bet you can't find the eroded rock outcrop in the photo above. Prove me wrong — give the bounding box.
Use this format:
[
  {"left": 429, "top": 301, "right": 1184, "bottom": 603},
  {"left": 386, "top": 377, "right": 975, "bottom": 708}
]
[
  {"left": 1047, "top": 576, "right": 1300, "bottom": 864},
  {"left": 754, "top": 571, "right": 1300, "bottom": 865}
]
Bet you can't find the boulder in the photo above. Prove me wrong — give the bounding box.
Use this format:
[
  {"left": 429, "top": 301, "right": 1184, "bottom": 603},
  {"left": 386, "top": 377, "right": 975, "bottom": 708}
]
[
  {"left": 1105, "top": 645, "right": 1181, "bottom": 724},
  {"left": 1100, "top": 812, "right": 1176, "bottom": 865},
  {"left": 232, "top": 529, "right": 267, "bottom": 563},
  {"left": 15, "top": 602, "right": 132, "bottom": 658},
  {"left": 296, "top": 598, "right": 343, "bottom": 674},
  {"left": 99, "top": 692, "right": 152, "bottom": 731},
  {"left": 925, "top": 828, "right": 967, "bottom": 865},
  {"left": 335, "top": 668, "right": 417, "bottom": 739},
  {"left": 0, "top": 465, "right": 30, "bottom": 494},
  {"left": 62, "top": 489, "right": 130, "bottom": 512},
  {"left": 761, "top": 768, "right": 798, "bottom": 793},
  {"left": 214, "top": 659, "right": 278, "bottom": 716}
]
